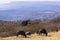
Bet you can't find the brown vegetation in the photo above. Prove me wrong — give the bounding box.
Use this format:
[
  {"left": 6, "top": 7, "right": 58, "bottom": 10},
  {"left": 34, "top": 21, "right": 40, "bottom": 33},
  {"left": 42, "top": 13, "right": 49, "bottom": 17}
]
[{"left": 0, "top": 16, "right": 60, "bottom": 37}]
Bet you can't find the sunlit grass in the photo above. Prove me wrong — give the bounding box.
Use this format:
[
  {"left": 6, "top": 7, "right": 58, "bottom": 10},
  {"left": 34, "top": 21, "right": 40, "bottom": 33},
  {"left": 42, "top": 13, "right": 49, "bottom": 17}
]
[{"left": 0, "top": 31, "right": 60, "bottom": 40}]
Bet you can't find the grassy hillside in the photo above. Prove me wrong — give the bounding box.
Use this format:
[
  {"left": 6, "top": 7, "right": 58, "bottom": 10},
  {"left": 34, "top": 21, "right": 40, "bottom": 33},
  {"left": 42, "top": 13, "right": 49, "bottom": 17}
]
[{"left": 0, "top": 16, "right": 60, "bottom": 37}]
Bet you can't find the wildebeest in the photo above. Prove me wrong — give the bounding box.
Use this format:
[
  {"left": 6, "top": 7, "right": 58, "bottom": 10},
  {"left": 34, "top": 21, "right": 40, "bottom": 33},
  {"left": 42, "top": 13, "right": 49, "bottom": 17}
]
[
  {"left": 17, "top": 31, "right": 27, "bottom": 38},
  {"left": 38, "top": 29, "right": 48, "bottom": 36}
]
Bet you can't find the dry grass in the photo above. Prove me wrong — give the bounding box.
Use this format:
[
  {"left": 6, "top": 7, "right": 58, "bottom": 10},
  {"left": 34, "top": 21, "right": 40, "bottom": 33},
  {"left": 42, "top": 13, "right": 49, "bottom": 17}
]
[{"left": 0, "top": 31, "right": 60, "bottom": 40}]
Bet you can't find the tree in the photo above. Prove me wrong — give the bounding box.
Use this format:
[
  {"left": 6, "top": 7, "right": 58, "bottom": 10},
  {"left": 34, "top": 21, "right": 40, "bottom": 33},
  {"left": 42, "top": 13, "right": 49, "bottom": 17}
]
[{"left": 21, "top": 20, "right": 30, "bottom": 26}]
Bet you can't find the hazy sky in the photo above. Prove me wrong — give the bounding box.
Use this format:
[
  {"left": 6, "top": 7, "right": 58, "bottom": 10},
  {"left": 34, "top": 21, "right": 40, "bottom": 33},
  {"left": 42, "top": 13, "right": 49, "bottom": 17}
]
[{"left": 0, "top": 0, "right": 60, "bottom": 4}]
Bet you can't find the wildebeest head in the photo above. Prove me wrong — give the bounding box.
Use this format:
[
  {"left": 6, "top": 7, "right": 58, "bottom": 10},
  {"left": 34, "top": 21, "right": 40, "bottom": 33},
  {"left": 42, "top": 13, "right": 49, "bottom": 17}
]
[{"left": 25, "top": 32, "right": 32, "bottom": 36}]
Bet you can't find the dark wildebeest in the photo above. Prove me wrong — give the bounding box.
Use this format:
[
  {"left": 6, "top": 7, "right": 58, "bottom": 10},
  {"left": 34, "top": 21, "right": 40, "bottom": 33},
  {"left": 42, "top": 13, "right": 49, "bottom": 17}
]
[
  {"left": 38, "top": 29, "right": 48, "bottom": 36},
  {"left": 17, "top": 31, "right": 27, "bottom": 38}
]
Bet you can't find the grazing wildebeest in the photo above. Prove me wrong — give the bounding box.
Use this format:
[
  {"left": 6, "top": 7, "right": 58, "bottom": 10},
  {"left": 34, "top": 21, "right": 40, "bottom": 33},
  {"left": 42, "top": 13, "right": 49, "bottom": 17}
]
[
  {"left": 38, "top": 29, "right": 48, "bottom": 36},
  {"left": 17, "top": 31, "right": 27, "bottom": 38}
]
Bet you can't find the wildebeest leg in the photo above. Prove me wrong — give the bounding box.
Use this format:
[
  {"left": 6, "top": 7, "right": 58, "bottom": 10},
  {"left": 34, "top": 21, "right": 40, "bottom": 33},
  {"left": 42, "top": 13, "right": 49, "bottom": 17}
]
[
  {"left": 17, "top": 33, "right": 19, "bottom": 37},
  {"left": 44, "top": 32, "right": 47, "bottom": 36},
  {"left": 23, "top": 34, "right": 27, "bottom": 38}
]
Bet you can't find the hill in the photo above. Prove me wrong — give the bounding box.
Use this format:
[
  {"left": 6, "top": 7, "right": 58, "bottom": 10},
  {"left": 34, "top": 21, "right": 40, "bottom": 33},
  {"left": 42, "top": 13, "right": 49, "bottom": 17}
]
[{"left": 0, "top": 1, "right": 60, "bottom": 21}]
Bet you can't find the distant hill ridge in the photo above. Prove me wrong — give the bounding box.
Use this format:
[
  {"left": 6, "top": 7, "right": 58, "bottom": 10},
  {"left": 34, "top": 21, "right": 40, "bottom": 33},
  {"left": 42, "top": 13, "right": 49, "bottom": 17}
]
[{"left": 0, "top": 1, "right": 60, "bottom": 21}]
